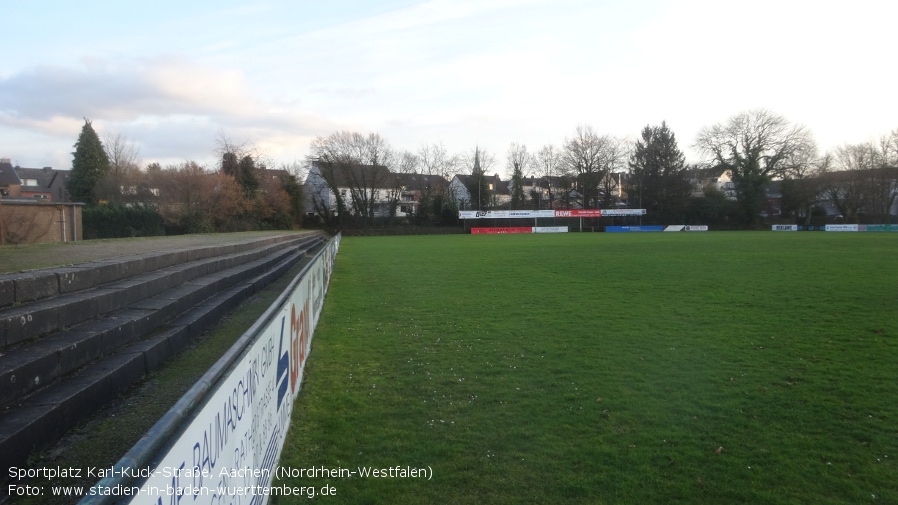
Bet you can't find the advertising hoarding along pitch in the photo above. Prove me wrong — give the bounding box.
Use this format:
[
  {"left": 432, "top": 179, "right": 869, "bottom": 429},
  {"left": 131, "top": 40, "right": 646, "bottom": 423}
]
[
  {"left": 470, "top": 227, "right": 533, "bottom": 234},
  {"left": 605, "top": 226, "right": 664, "bottom": 232},
  {"left": 459, "top": 209, "right": 647, "bottom": 219},
  {"left": 85, "top": 236, "right": 341, "bottom": 505},
  {"left": 551, "top": 209, "right": 602, "bottom": 217},
  {"left": 599, "top": 209, "right": 647, "bottom": 216},
  {"left": 470, "top": 226, "right": 570, "bottom": 234},
  {"left": 825, "top": 224, "right": 859, "bottom": 232}
]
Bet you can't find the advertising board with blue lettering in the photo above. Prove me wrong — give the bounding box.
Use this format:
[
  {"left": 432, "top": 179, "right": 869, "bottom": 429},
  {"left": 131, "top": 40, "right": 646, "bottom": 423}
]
[
  {"left": 121, "top": 236, "right": 340, "bottom": 504},
  {"left": 605, "top": 226, "right": 664, "bottom": 232}
]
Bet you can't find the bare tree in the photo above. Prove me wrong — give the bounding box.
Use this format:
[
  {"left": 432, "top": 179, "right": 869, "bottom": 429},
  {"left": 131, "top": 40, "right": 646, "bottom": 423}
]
[
  {"left": 779, "top": 152, "right": 830, "bottom": 225},
  {"left": 534, "top": 144, "right": 564, "bottom": 208},
  {"left": 103, "top": 132, "right": 140, "bottom": 176},
  {"left": 694, "top": 109, "right": 817, "bottom": 224},
  {"left": 386, "top": 150, "right": 419, "bottom": 219},
  {"left": 306, "top": 131, "right": 396, "bottom": 225},
  {"left": 214, "top": 130, "right": 260, "bottom": 162},
  {"left": 828, "top": 144, "right": 876, "bottom": 222},
  {"left": 93, "top": 131, "right": 143, "bottom": 204},
  {"left": 827, "top": 137, "right": 898, "bottom": 223},
  {"left": 413, "top": 142, "right": 459, "bottom": 223},
  {"left": 150, "top": 161, "right": 248, "bottom": 232},
  {"left": 562, "top": 125, "right": 626, "bottom": 208}
]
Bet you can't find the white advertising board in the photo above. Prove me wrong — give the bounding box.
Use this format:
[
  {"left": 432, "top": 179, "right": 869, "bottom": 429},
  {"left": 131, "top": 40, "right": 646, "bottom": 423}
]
[
  {"left": 112, "top": 236, "right": 340, "bottom": 504},
  {"left": 600, "top": 209, "right": 646, "bottom": 216},
  {"left": 459, "top": 209, "right": 647, "bottom": 219},
  {"left": 772, "top": 225, "right": 799, "bottom": 231},
  {"left": 825, "top": 224, "right": 859, "bottom": 232}
]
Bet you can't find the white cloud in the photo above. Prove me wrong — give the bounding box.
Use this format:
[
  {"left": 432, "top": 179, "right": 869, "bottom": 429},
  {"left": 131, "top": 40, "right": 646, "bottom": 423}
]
[
  {"left": 2, "top": 0, "right": 896, "bottom": 170},
  {"left": 0, "top": 56, "right": 337, "bottom": 166}
]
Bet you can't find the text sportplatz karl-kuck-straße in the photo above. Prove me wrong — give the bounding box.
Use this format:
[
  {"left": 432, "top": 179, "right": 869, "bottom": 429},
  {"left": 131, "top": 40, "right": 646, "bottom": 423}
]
[{"left": 8, "top": 464, "right": 433, "bottom": 499}]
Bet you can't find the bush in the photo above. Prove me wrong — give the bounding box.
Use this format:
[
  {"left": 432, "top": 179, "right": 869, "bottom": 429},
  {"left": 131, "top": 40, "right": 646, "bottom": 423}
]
[{"left": 83, "top": 204, "right": 166, "bottom": 239}]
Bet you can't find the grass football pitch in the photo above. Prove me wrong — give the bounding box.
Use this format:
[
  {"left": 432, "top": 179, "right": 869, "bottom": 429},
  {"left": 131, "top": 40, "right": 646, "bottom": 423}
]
[{"left": 274, "top": 232, "right": 897, "bottom": 504}]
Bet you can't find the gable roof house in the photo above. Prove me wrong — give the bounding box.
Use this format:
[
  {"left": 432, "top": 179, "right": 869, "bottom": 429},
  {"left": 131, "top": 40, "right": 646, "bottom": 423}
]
[
  {"left": 305, "top": 161, "right": 396, "bottom": 219},
  {"left": 687, "top": 167, "right": 737, "bottom": 200},
  {"left": 16, "top": 166, "right": 71, "bottom": 202},
  {"left": 1, "top": 158, "right": 83, "bottom": 245},
  {"left": 304, "top": 162, "right": 448, "bottom": 221},
  {"left": 449, "top": 173, "right": 511, "bottom": 210},
  {"left": 0, "top": 158, "right": 22, "bottom": 198},
  {"left": 0, "top": 158, "right": 71, "bottom": 202},
  {"left": 393, "top": 172, "right": 449, "bottom": 216}
]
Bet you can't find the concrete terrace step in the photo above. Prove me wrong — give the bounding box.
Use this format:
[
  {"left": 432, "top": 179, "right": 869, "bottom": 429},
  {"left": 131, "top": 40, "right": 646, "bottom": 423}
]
[
  {"left": 0, "top": 234, "right": 323, "bottom": 349},
  {"left": 0, "top": 231, "right": 327, "bottom": 475},
  {"left": 0, "top": 239, "right": 317, "bottom": 408},
  {"left": 0, "top": 233, "right": 304, "bottom": 309}
]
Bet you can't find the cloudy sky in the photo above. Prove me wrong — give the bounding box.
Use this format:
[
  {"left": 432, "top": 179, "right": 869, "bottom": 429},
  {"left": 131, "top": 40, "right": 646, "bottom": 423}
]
[{"left": 2, "top": 0, "right": 896, "bottom": 174}]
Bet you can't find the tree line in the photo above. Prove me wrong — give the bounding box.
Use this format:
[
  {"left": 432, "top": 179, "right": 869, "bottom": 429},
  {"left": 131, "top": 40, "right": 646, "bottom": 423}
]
[
  {"left": 67, "top": 109, "right": 898, "bottom": 236},
  {"left": 67, "top": 120, "right": 305, "bottom": 237},
  {"left": 305, "top": 110, "right": 896, "bottom": 228}
]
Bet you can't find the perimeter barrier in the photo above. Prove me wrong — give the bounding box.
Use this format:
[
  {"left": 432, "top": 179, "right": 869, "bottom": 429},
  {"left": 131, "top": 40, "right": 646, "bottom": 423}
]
[
  {"left": 771, "top": 224, "right": 898, "bottom": 232},
  {"left": 78, "top": 233, "right": 341, "bottom": 505}
]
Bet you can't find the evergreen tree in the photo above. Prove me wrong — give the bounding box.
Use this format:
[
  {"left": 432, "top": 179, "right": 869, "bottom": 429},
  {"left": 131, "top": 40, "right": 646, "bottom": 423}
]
[
  {"left": 510, "top": 165, "right": 525, "bottom": 208},
  {"left": 220, "top": 151, "right": 259, "bottom": 197},
  {"left": 68, "top": 119, "right": 111, "bottom": 204},
  {"left": 221, "top": 152, "right": 239, "bottom": 177},
  {"left": 628, "top": 121, "right": 691, "bottom": 223},
  {"left": 237, "top": 155, "right": 260, "bottom": 196},
  {"left": 467, "top": 148, "right": 491, "bottom": 210},
  {"left": 279, "top": 172, "right": 304, "bottom": 227}
]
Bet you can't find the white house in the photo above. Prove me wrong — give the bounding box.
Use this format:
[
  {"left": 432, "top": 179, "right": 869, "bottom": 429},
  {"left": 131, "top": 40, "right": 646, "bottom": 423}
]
[{"left": 304, "top": 162, "right": 450, "bottom": 220}]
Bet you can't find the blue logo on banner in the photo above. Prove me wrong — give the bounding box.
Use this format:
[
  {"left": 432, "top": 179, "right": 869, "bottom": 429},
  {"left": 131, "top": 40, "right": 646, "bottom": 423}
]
[{"left": 276, "top": 317, "right": 290, "bottom": 409}]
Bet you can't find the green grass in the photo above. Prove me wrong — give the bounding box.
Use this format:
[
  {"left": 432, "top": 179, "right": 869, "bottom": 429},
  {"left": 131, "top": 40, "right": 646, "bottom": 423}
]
[{"left": 275, "top": 232, "right": 898, "bottom": 504}]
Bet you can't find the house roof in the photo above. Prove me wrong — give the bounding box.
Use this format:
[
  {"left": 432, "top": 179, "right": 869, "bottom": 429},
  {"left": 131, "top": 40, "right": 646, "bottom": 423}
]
[
  {"left": 394, "top": 172, "right": 447, "bottom": 191},
  {"left": 310, "top": 161, "right": 398, "bottom": 188},
  {"left": 818, "top": 167, "right": 898, "bottom": 183},
  {"left": 258, "top": 167, "right": 292, "bottom": 181},
  {"left": 0, "top": 159, "right": 22, "bottom": 186},
  {"left": 14, "top": 166, "right": 57, "bottom": 189},
  {"left": 452, "top": 174, "right": 511, "bottom": 195}
]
